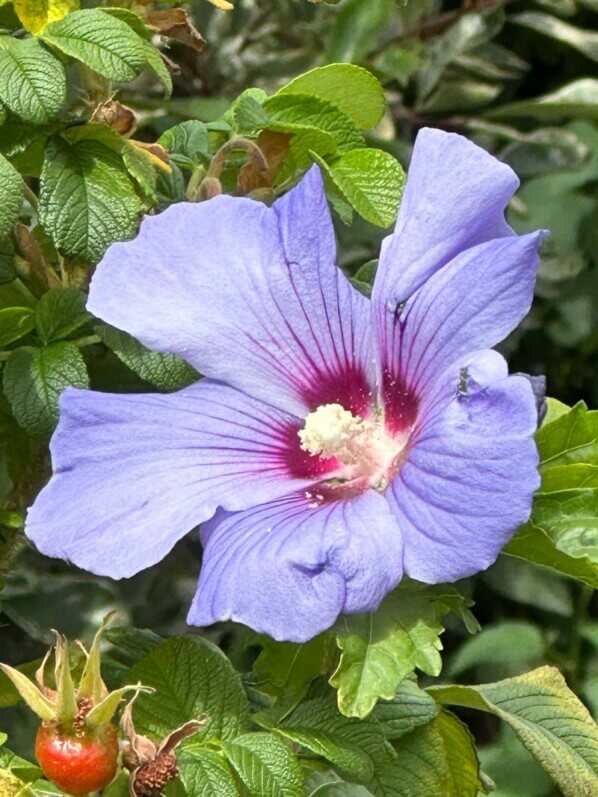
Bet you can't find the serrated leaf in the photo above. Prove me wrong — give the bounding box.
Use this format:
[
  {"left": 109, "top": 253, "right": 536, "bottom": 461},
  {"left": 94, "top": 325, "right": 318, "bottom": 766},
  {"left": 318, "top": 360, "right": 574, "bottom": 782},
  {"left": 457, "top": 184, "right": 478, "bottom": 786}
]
[
  {"left": 127, "top": 636, "right": 250, "bottom": 743},
  {"left": 158, "top": 120, "right": 209, "bottom": 168},
  {"left": 96, "top": 324, "right": 198, "bottom": 391},
  {"left": 505, "top": 402, "right": 598, "bottom": 587},
  {"left": 177, "top": 747, "right": 238, "bottom": 797},
  {"left": 0, "top": 308, "right": 35, "bottom": 348},
  {"left": 35, "top": 288, "right": 89, "bottom": 344},
  {"left": 373, "top": 677, "right": 439, "bottom": 741},
  {"left": 39, "top": 134, "right": 142, "bottom": 263},
  {"left": 330, "top": 582, "right": 470, "bottom": 718},
  {"left": 0, "top": 37, "right": 66, "bottom": 124},
  {"left": 314, "top": 148, "right": 405, "bottom": 227},
  {"left": 264, "top": 93, "right": 364, "bottom": 152},
  {"left": 13, "top": 0, "right": 78, "bottom": 35},
  {"left": 374, "top": 710, "right": 483, "bottom": 797},
  {"left": 3, "top": 342, "right": 89, "bottom": 437},
  {"left": 273, "top": 682, "right": 388, "bottom": 784},
  {"left": 223, "top": 732, "right": 304, "bottom": 797},
  {"left": 233, "top": 91, "right": 270, "bottom": 135},
  {"left": 277, "top": 64, "right": 385, "bottom": 129},
  {"left": 429, "top": 667, "right": 598, "bottom": 797},
  {"left": 0, "top": 153, "right": 23, "bottom": 241},
  {"left": 41, "top": 9, "right": 170, "bottom": 90}
]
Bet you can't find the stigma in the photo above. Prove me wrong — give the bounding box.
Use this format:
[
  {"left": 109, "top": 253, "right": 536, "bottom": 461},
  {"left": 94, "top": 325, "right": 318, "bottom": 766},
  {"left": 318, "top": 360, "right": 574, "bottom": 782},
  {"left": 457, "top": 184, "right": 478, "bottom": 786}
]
[{"left": 298, "top": 403, "right": 405, "bottom": 491}]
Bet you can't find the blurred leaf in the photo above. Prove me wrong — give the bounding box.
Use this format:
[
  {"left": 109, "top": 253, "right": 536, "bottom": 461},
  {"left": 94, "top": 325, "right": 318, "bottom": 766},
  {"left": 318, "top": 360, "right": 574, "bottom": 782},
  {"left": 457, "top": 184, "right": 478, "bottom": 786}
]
[
  {"left": 0, "top": 307, "right": 35, "bottom": 348},
  {"left": 330, "top": 582, "right": 473, "bottom": 718},
  {"left": 485, "top": 78, "right": 598, "bottom": 120},
  {"left": 3, "top": 342, "right": 88, "bottom": 437},
  {"left": 277, "top": 64, "right": 385, "bottom": 129},
  {"left": 479, "top": 726, "right": 554, "bottom": 797},
  {"left": 510, "top": 12, "right": 598, "bottom": 63},
  {"left": 374, "top": 711, "right": 483, "bottom": 797},
  {"left": 127, "top": 636, "right": 250, "bottom": 742},
  {"left": 0, "top": 37, "right": 66, "bottom": 124},
  {"left": 96, "top": 324, "right": 198, "bottom": 391},
  {"left": 13, "top": 0, "right": 78, "bottom": 35},
  {"left": 326, "top": 0, "right": 394, "bottom": 64},
  {"left": 39, "top": 134, "right": 142, "bottom": 263},
  {"left": 223, "top": 732, "right": 304, "bottom": 796},
  {"left": 448, "top": 621, "right": 545, "bottom": 677},
  {"left": 314, "top": 148, "right": 405, "bottom": 227},
  {"left": 483, "top": 556, "right": 573, "bottom": 616},
  {"left": 35, "top": 288, "right": 89, "bottom": 344},
  {"left": 430, "top": 667, "right": 598, "bottom": 797},
  {"left": 501, "top": 128, "right": 589, "bottom": 177},
  {"left": 415, "top": 10, "right": 504, "bottom": 100},
  {"left": 177, "top": 746, "right": 238, "bottom": 797}
]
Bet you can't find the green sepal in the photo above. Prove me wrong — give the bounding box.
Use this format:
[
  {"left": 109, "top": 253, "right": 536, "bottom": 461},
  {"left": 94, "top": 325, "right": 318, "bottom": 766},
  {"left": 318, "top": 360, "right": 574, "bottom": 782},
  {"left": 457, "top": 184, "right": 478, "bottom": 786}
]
[
  {"left": 86, "top": 684, "right": 153, "bottom": 729},
  {"left": 78, "top": 611, "right": 116, "bottom": 703},
  {"left": 0, "top": 664, "right": 56, "bottom": 721},
  {"left": 53, "top": 632, "right": 77, "bottom": 727}
]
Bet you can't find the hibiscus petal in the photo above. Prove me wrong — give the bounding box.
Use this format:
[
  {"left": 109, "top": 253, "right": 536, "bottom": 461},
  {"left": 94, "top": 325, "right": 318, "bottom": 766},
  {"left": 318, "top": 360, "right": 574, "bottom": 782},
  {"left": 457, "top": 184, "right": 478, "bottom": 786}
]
[
  {"left": 373, "top": 127, "right": 519, "bottom": 310},
  {"left": 88, "top": 167, "right": 373, "bottom": 417},
  {"left": 25, "top": 380, "right": 324, "bottom": 579},
  {"left": 387, "top": 374, "right": 540, "bottom": 583},
  {"left": 188, "top": 490, "right": 402, "bottom": 642},
  {"left": 378, "top": 231, "right": 546, "bottom": 419}
]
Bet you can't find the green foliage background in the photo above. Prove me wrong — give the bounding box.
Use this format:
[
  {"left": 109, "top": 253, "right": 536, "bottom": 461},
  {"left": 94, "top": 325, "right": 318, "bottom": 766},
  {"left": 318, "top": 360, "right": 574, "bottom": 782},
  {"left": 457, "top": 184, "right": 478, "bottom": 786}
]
[{"left": 0, "top": 1, "right": 597, "bottom": 796}]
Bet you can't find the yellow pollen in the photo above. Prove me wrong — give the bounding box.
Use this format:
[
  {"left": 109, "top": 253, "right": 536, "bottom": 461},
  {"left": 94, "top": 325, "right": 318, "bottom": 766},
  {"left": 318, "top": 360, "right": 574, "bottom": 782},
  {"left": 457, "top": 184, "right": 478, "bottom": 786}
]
[{"left": 298, "top": 403, "right": 377, "bottom": 464}]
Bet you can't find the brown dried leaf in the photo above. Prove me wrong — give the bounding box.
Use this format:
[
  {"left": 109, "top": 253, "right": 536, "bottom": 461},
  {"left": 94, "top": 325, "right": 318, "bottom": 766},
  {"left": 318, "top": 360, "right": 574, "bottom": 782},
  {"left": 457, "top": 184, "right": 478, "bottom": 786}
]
[
  {"left": 237, "top": 130, "right": 291, "bottom": 195},
  {"left": 146, "top": 9, "right": 206, "bottom": 53},
  {"left": 91, "top": 100, "right": 137, "bottom": 138}
]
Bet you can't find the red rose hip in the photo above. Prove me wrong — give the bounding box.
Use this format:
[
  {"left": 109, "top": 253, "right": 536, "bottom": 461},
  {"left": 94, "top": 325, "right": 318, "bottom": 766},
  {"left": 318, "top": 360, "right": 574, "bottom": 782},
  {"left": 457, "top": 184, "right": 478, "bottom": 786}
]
[{"left": 35, "top": 721, "right": 119, "bottom": 796}]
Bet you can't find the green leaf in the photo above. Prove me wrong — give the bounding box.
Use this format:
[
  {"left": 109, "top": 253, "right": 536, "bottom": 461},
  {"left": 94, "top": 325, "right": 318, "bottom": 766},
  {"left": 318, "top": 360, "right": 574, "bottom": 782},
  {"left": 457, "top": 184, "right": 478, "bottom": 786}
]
[
  {"left": 39, "top": 134, "right": 142, "bottom": 263},
  {"left": 373, "top": 711, "right": 483, "bottom": 797},
  {"left": 510, "top": 12, "right": 598, "bottom": 63},
  {"left": 0, "top": 37, "right": 66, "bottom": 124},
  {"left": 429, "top": 666, "right": 598, "bottom": 797},
  {"left": 0, "top": 307, "right": 35, "bottom": 348},
  {"left": 326, "top": 0, "right": 395, "bottom": 64},
  {"left": 158, "top": 121, "right": 209, "bottom": 168},
  {"left": 277, "top": 65, "right": 385, "bottom": 129},
  {"left": 447, "top": 621, "right": 545, "bottom": 677},
  {"left": 485, "top": 78, "right": 598, "bottom": 121},
  {"left": 3, "top": 342, "right": 89, "bottom": 437},
  {"left": 314, "top": 148, "right": 405, "bottom": 227},
  {"left": 177, "top": 747, "right": 238, "bottom": 797},
  {"left": 254, "top": 634, "right": 331, "bottom": 703},
  {"left": 273, "top": 682, "right": 388, "bottom": 784},
  {"left": 96, "top": 324, "right": 198, "bottom": 391},
  {"left": 504, "top": 402, "right": 598, "bottom": 587},
  {"left": 330, "top": 582, "right": 472, "bottom": 718},
  {"left": 373, "top": 676, "right": 440, "bottom": 741},
  {"left": 41, "top": 9, "right": 171, "bottom": 91},
  {"left": 264, "top": 93, "right": 363, "bottom": 152},
  {"left": 0, "top": 153, "right": 23, "bottom": 241},
  {"left": 223, "top": 732, "right": 304, "bottom": 797},
  {"left": 127, "top": 636, "right": 250, "bottom": 742},
  {"left": 35, "top": 288, "right": 89, "bottom": 344},
  {"left": 233, "top": 91, "right": 270, "bottom": 135}
]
